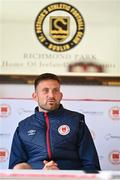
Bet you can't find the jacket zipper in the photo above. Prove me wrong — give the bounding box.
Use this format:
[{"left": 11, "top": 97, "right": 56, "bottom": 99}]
[{"left": 44, "top": 112, "right": 52, "bottom": 159}]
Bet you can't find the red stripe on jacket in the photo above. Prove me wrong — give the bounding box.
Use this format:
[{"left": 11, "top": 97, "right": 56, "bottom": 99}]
[{"left": 44, "top": 112, "right": 52, "bottom": 159}]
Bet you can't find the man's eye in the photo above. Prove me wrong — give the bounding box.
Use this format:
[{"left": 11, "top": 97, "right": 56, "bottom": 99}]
[
  {"left": 54, "top": 89, "right": 59, "bottom": 93},
  {"left": 43, "top": 89, "right": 48, "bottom": 93}
]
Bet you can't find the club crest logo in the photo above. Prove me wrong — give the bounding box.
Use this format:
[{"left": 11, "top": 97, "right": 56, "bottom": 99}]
[
  {"left": 0, "top": 104, "right": 11, "bottom": 117},
  {"left": 58, "top": 125, "right": 70, "bottom": 135},
  {"left": 35, "top": 2, "right": 85, "bottom": 52},
  {"left": 50, "top": 16, "right": 70, "bottom": 42},
  {"left": 0, "top": 148, "right": 9, "bottom": 162},
  {"left": 109, "top": 151, "right": 120, "bottom": 165},
  {"left": 109, "top": 106, "right": 120, "bottom": 120}
]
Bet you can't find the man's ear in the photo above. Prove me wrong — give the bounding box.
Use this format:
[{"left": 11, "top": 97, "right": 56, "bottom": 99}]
[
  {"left": 32, "top": 92, "right": 37, "bottom": 101},
  {"left": 60, "top": 92, "right": 63, "bottom": 100}
]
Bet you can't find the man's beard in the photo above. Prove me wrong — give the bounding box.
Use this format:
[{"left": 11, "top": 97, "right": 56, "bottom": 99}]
[{"left": 38, "top": 102, "right": 60, "bottom": 112}]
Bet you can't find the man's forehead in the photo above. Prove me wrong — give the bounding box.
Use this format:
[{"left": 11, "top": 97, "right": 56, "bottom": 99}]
[{"left": 37, "top": 80, "right": 60, "bottom": 88}]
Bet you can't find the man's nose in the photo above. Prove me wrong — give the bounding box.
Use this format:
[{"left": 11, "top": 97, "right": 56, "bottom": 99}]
[{"left": 48, "top": 91, "right": 54, "bottom": 97}]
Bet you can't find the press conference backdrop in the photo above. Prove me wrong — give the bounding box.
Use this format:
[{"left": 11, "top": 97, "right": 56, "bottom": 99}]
[{"left": 0, "top": 84, "right": 120, "bottom": 170}]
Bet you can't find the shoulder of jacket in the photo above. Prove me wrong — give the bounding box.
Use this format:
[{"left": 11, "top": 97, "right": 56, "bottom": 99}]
[
  {"left": 64, "top": 108, "right": 85, "bottom": 122},
  {"left": 18, "top": 114, "right": 35, "bottom": 127}
]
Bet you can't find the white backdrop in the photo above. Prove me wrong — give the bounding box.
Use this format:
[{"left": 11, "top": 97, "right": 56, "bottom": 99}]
[{"left": 0, "top": 84, "right": 120, "bottom": 170}]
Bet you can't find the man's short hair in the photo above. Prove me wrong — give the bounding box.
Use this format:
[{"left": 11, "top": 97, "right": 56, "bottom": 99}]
[{"left": 34, "top": 73, "right": 61, "bottom": 89}]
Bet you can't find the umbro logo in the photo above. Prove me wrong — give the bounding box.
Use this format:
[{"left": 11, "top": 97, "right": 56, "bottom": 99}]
[{"left": 27, "top": 129, "right": 36, "bottom": 136}]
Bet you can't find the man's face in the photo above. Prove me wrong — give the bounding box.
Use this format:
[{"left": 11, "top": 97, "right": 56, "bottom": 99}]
[{"left": 32, "top": 80, "right": 63, "bottom": 112}]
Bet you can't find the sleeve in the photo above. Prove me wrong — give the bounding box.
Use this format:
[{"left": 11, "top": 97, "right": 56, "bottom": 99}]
[
  {"left": 9, "top": 125, "right": 44, "bottom": 169},
  {"left": 9, "top": 127, "right": 28, "bottom": 169},
  {"left": 78, "top": 115, "right": 101, "bottom": 171}
]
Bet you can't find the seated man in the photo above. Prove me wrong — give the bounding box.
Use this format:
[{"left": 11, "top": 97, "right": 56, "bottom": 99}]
[{"left": 9, "top": 73, "right": 101, "bottom": 171}]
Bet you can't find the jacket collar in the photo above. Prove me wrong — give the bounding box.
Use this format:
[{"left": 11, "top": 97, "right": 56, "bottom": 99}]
[{"left": 35, "top": 104, "right": 64, "bottom": 120}]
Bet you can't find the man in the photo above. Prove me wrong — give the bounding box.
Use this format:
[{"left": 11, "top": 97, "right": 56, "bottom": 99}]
[{"left": 9, "top": 73, "right": 101, "bottom": 171}]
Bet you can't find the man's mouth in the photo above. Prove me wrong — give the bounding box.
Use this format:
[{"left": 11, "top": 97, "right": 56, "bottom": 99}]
[
  {"left": 47, "top": 100, "right": 55, "bottom": 104},
  {"left": 48, "top": 99, "right": 55, "bottom": 102}
]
